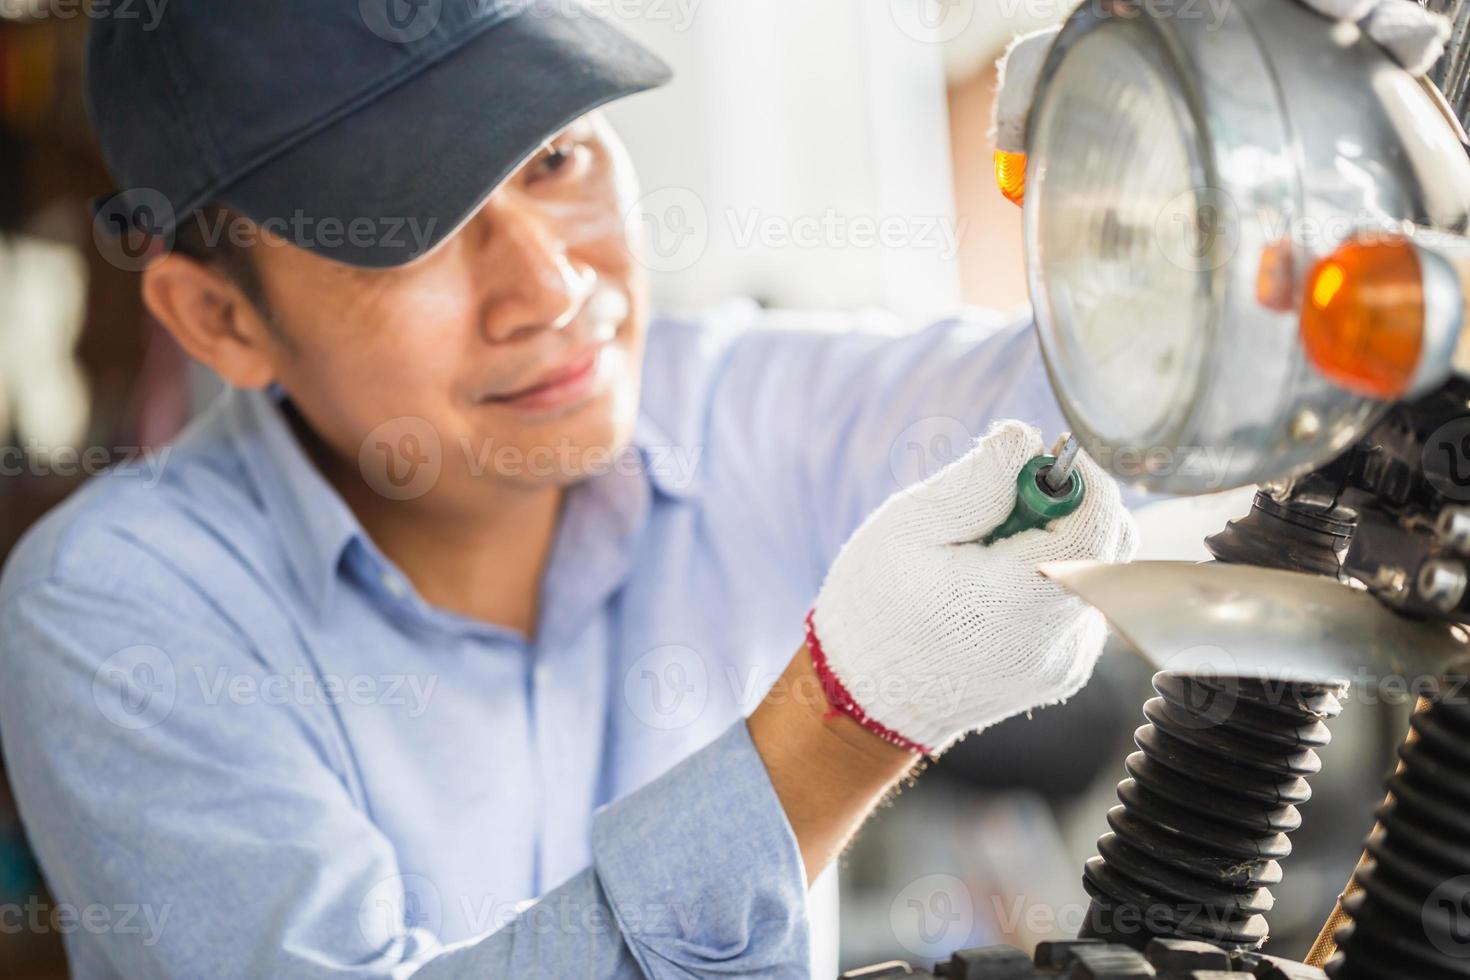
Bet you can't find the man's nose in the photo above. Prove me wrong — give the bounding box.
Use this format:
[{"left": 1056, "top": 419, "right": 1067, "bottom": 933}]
[{"left": 471, "top": 196, "right": 595, "bottom": 344}]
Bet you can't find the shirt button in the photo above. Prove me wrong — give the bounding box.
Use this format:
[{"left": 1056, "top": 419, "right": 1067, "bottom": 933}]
[
  {"left": 534, "top": 664, "right": 551, "bottom": 686},
  {"left": 381, "top": 574, "right": 407, "bottom": 599}
]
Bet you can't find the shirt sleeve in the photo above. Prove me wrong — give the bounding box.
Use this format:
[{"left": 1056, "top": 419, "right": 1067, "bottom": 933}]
[{"left": 0, "top": 567, "right": 809, "bottom": 979}]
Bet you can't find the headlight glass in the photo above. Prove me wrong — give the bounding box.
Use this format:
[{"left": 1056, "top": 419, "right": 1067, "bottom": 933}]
[{"left": 1027, "top": 29, "right": 1209, "bottom": 448}]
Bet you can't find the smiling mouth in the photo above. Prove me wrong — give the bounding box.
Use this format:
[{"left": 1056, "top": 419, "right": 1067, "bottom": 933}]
[{"left": 478, "top": 347, "right": 606, "bottom": 414}]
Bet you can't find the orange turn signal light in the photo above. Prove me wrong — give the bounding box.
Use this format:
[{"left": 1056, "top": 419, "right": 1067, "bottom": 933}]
[
  {"left": 994, "top": 150, "right": 1027, "bottom": 207},
  {"left": 1300, "top": 236, "right": 1425, "bottom": 400}
]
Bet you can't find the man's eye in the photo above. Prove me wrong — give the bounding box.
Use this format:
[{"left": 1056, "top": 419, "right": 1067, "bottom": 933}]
[{"left": 531, "top": 140, "right": 591, "bottom": 182}]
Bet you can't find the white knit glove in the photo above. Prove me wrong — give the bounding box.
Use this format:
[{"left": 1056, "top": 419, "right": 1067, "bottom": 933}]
[
  {"left": 806, "top": 421, "right": 1137, "bottom": 755},
  {"left": 992, "top": 0, "right": 1451, "bottom": 155}
]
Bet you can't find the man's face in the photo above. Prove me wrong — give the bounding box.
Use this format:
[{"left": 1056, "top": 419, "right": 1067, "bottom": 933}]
[{"left": 250, "top": 113, "right": 648, "bottom": 499}]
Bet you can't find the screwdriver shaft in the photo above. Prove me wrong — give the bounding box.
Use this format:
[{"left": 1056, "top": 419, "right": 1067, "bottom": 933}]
[{"left": 1043, "top": 434, "right": 1080, "bottom": 495}]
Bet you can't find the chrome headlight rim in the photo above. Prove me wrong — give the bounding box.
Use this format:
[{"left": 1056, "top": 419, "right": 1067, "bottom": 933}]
[{"left": 1017, "top": 0, "right": 1461, "bottom": 494}]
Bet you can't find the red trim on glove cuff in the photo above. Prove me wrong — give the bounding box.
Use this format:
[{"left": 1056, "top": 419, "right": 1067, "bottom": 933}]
[{"left": 804, "top": 610, "right": 932, "bottom": 756}]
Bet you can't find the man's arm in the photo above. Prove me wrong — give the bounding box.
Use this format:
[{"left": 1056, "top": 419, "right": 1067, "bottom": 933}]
[
  {"left": 0, "top": 568, "right": 812, "bottom": 979},
  {"left": 0, "top": 423, "right": 1131, "bottom": 978},
  {"left": 749, "top": 644, "right": 917, "bottom": 884}
]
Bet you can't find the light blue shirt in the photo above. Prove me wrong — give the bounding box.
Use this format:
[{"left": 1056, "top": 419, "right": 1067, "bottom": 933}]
[{"left": 0, "top": 303, "right": 1066, "bottom": 978}]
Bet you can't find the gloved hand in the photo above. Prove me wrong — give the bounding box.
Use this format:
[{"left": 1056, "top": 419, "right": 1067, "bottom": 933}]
[
  {"left": 806, "top": 420, "right": 1137, "bottom": 756},
  {"left": 991, "top": 0, "right": 1452, "bottom": 157}
]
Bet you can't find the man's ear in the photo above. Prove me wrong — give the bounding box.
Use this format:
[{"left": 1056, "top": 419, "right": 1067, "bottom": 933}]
[{"left": 140, "top": 253, "right": 279, "bottom": 389}]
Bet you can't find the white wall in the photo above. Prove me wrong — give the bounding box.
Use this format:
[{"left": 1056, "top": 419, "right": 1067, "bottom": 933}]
[{"left": 603, "top": 0, "right": 962, "bottom": 323}]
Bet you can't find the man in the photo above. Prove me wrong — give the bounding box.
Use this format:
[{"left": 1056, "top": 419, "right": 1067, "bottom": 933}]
[{"left": 0, "top": 2, "right": 1135, "bottom": 977}]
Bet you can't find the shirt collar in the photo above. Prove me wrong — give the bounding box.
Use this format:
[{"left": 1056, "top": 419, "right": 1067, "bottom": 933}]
[
  {"left": 631, "top": 412, "right": 702, "bottom": 500},
  {"left": 225, "top": 386, "right": 365, "bottom": 616},
  {"left": 224, "top": 386, "right": 700, "bottom": 619}
]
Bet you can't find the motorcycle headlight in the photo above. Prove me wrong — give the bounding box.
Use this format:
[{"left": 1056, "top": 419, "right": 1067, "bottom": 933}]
[{"left": 1024, "top": 0, "right": 1470, "bottom": 493}]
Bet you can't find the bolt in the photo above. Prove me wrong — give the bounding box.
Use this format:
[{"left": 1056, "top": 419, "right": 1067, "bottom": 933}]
[
  {"left": 1438, "top": 507, "right": 1470, "bottom": 553},
  {"left": 1373, "top": 565, "right": 1411, "bottom": 601},
  {"left": 1417, "top": 559, "right": 1468, "bottom": 613},
  {"left": 1261, "top": 479, "right": 1294, "bottom": 502},
  {"left": 1290, "top": 409, "right": 1322, "bottom": 442}
]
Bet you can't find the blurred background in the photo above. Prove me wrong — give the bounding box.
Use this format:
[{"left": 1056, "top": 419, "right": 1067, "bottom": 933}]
[{"left": 0, "top": 0, "right": 1412, "bottom": 976}]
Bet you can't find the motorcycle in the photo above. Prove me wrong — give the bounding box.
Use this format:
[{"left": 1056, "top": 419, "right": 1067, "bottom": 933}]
[{"left": 846, "top": 0, "right": 1470, "bottom": 975}]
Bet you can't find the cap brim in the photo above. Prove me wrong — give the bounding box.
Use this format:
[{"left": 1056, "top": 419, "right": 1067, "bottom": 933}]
[{"left": 216, "top": 10, "right": 670, "bottom": 268}]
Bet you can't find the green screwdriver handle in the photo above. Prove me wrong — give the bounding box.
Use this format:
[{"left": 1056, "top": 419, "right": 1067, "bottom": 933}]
[{"left": 981, "top": 454, "right": 1085, "bottom": 546}]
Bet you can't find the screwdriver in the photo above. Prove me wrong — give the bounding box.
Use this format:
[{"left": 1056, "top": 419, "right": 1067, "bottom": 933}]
[{"left": 981, "top": 433, "right": 1086, "bottom": 545}]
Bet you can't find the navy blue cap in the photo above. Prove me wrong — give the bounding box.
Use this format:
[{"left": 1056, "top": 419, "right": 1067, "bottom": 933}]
[{"left": 87, "top": 0, "right": 671, "bottom": 268}]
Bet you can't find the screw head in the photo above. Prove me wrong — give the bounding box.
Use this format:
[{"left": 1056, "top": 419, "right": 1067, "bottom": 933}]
[
  {"left": 1373, "top": 565, "right": 1411, "bottom": 601},
  {"left": 1437, "top": 507, "right": 1470, "bottom": 552},
  {"left": 1290, "top": 409, "right": 1322, "bottom": 442},
  {"left": 1417, "top": 558, "right": 1468, "bottom": 613}
]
